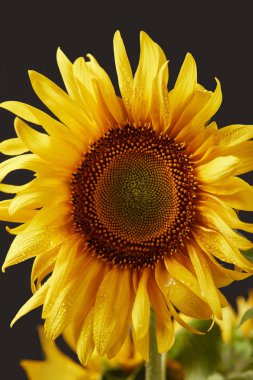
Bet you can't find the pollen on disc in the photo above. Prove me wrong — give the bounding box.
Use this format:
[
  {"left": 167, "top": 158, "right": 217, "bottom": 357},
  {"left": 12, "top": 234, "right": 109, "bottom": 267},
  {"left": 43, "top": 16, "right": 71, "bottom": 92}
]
[{"left": 94, "top": 150, "right": 177, "bottom": 243}]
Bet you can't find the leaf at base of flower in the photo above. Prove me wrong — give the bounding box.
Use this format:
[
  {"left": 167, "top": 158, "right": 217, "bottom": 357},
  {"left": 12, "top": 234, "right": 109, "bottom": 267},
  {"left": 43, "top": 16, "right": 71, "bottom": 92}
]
[
  {"left": 237, "top": 308, "right": 253, "bottom": 328},
  {"left": 168, "top": 320, "right": 222, "bottom": 380}
]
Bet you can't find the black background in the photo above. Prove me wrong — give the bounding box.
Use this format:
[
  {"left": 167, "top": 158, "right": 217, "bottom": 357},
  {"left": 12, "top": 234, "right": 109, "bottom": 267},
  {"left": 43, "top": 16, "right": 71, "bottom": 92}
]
[{"left": 1, "top": 2, "right": 253, "bottom": 379}]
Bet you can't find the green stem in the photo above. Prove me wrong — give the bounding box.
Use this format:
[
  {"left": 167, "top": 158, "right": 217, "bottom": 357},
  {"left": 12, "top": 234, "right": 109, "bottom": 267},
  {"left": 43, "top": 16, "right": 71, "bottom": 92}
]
[{"left": 145, "top": 309, "right": 166, "bottom": 380}]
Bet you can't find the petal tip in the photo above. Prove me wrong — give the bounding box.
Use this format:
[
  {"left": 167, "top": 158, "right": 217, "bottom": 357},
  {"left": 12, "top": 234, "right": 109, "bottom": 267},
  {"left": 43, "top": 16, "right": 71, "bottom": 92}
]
[
  {"left": 28, "top": 70, "right": 37, "bottom": 80},
  {"left": 114, "top": 30, "right": 121, "bottom": 39}
]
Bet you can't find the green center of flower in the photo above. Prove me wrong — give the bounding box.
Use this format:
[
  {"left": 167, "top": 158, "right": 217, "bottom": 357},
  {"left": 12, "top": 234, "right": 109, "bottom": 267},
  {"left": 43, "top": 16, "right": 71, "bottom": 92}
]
[
  {"left": 70, "top": 124, "right": 197, "bottom": 269},
  {"left": 94, "top": 150, "right": 177, "bottom": 243}
]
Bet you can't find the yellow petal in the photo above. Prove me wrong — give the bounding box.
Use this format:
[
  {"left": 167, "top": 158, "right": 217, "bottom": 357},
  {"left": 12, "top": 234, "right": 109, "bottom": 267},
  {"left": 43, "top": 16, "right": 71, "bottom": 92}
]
[
  {"left": 151, "top": 62, "right": 171, "bottom": 132},
  {"left": 132, "top": 327, "right": 149, "bottom": 362},
  {"left": 217, "top": 124, "right": 253, "bottom": 146},
  {"left": 9, "top": 192, "right": 45, "bottom": 215},
  {"left": 45, "top": 281, "right": 79, "bottom": 340},
  {"left": 113, "top": 30, "right": 134, "bottom": 114},
  {"left": 231, "top": 141, "right": 253, "bottom": 176},
  {"left": 56, "top": 48, "right": 82, "bottom": 102},
  {"left": 0, "top": 154, "right": 41, "bottom": 182},
  {"left": 42, "top": 239, "right": 79, "bottom": 320},
  {"left": 0, "top": 101, "right": 67, "bottom": 140},
  {"left": 167, "top": 299, "right": 206, "bottom": 335},
  {"left": 94, "top": 268, "right": 133, "bottom": 356},
  {"left": 216, "top": 305, "right": 237, "bottom": 343},
  {"left": 0, "top": 181, "right": 32, "bottom": 194},
  {"left": 164, "top": 255, "right": 204, "bottom": 300},
  {"left": 7, "top": 178, "right": 68, "bottom": 214},
  {"left": 23, "top": 200, "right": 68, "bottom": 234},
  {"left": 155, "top": 261, "right": 212, "bottom": 320},
  {"left": 170, "top": 280, "right": 212, "bottom": 319},
  {"left": 11, "top": 280, "right": 50, "bottom": 326},
  {"left": 132, "top": 270, "right": 150, "bottom": 340},
  {"left": 20, "top": 326, "right": 86, "bottom": 380},
  {"left": 6, "top": 223, "right": 28, "bottom": 234},
  {"left": 193, "top": 226, "right": 253, "bottom": 271},
  {"left": 0, "top": 199, "right": 36, "bottom": 223},
  {"left": 176, "top": 78, "right": 222, "bottom": 141},
  {"left": 132, "top": 31, "right": 167, "bottom": 122},
  {"left": 45, "top": 250, "right": 105, "bottom": 342},
  {"left": 2, "top": 228, "right": 60, "bottom": 271},
  {"left": 92, "top": 80, "right": 119, "bottom": 127},
  {"left": 202, "top": 176, "right": 253, "bottom": 211},
  {"left": 219, "top": 191, "right": 253, "bottom": 211},
  {"left": 109, "top": 334, "right": 142, "bottom": 370},
  {"left": 206, "top": 253, "right": 250, "bottom": 287},
  {"left": 169, "top": 53, "right": 197, "bottom": 124},
  {"left": 188, "top": 121, "right": 218, "bottom": 157},
  {"left": 187, "top": 242, "right": 222, "bottom": 319},
  {"left": 202, "top": 176, "right": 253, "bottom": 195},
  {"left": 77, "top": 307, "right": 95, "bottom": 366},
  {"left": 15, "top": 117, "right": 80, "bottom": 168},
  {"left": 72, "top": 72, "right": 105, "bottom": 129},
  {"left": 196, "top": 156, "right": 239, "bottom": 183},
  {"left": 148, "top": 276, "right": 174, "bottom": 353},
  {"left": 197, "top": 205, "right": 253, "bottom": 250},
  {"left": 106, "top": 272, "right": 134, "bottom": 359},
  {"left": 87, "top": 54, "right": 126, "bottom": 124},
  {"left": 173, "top": 86, "right": 212, "bottom": 138},
  {"left": 0, "top": 137, "right": 28, "bottom": 155},
  {"left": 31, "top": 247, "right": 58, "bottom": 292},
  {"left": 28, "top": 70, "right": 97, "bottom": 140},
  {"left": 195, "top": 140, "right": 253, "bottom": 169},
  {"left": 63, "top": 257, "right": 106, "bottom": 353},
  {"left": 199, "top": 194, "right": 253, "bottom": 233}
]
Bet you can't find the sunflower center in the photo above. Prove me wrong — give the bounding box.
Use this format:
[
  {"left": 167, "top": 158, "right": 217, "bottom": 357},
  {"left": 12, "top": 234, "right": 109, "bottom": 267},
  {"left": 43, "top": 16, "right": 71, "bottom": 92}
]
[
  {"left": 94, "top": 150, "right": 177, "bottom": 243},
  {"left": 71, "top": 125, "right": 197, "bottom": 269}
]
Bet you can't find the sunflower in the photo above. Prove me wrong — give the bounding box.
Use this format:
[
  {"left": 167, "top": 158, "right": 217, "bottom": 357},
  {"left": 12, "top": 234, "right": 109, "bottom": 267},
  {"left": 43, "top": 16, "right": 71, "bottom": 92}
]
[
  {"left": 1, "top": 31, "right": 253, "bottom": 364},
  {"left": 22, "top": 327, "right": 184, "bottom": 380},
  {"left": 21, "top": 327, "right": 142, "bottom": 380},
  {"left": 20, "top": 327, "right": 101, "bottom": 380}
]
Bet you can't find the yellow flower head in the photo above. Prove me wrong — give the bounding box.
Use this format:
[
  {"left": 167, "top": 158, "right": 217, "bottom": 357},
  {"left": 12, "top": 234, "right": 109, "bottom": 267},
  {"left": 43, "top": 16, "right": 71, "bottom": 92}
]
[
  {"left": 218, "top": 291, "right": 253, "bottom": 342},
  {"left": 21, "top": 327, "right": 142, "bottom": 380},
  {"left": 20, "top": 327, "right": 101, "bottom": 380},
  {"left": 1, "top": 31, "right": 253, "bottom": 363}
]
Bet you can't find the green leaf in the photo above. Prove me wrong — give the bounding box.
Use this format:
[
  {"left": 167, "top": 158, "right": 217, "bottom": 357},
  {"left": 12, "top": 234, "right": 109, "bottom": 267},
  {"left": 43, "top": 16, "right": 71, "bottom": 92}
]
[
  {"left": 237, "top": 308, "right": 253, "bottom": 328},
  {"left": 240, "top": 248, "right": 253, "bottom": 263},
  {"left": 168, "top": 320, "right": 222, "bottom": 380}
]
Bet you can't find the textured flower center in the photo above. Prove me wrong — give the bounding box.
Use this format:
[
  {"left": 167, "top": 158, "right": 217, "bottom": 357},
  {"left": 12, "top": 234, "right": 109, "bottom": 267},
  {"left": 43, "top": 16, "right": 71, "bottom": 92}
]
[
  {"left": 71, "top": 125, "right": 197, "bottom": 269},
  {"left": 94, "top": 150, "right": 177, "bottom": 243}
]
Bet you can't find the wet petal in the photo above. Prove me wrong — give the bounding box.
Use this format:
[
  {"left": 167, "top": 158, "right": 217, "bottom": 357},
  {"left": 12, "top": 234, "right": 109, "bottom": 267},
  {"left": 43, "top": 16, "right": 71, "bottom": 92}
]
[
  {"left": 193, "top": 226, "right": 253, "bottom": 271},
  {"left": 11, "top": 280, "right": 50, "bottom": 326},
  {"left": 2, "top": 228, "right": 60, "bottom": 270},
  {"left": 132, "top": 31, "right": 167, "bottom": 122},
  {"left": 77, "top": 307, "right": 95, "bottom": 366},
  {"left": 113, "top": 30, "right": 134, "bottom": 114},
  {"left": 187, "top": 242, "right": 222, "bottom": 319},
  {"left": 94, "top": 269, "right": 133, "bottom": 356}
]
